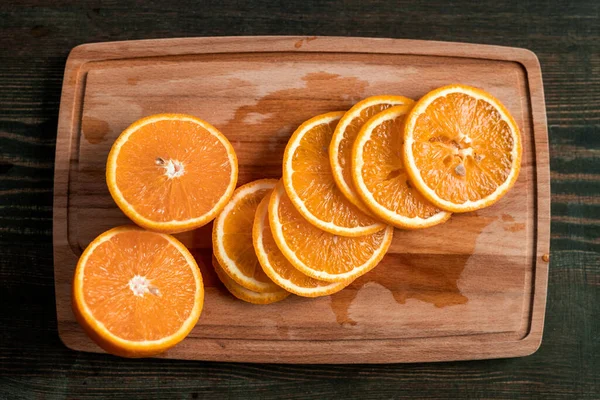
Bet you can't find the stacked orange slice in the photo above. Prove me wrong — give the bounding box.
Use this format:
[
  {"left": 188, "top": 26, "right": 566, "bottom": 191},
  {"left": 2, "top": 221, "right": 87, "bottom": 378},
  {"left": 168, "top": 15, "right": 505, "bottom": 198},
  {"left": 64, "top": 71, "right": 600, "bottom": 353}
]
[
  {"left": 351, "top": 105, "right": 451, "bottom": 228},
  {"left": 212, "top": 179, "right": 289, "bottom": 303},
  {"left": 402, "top": 85, "right": 522, "bottom": 212},
  {"left": 253, "top": 194, "right": 349, "bottom": 297},
  {"left": 282, "top": 112, "right": 385, "bottom": 237},
  {"left": 268, "top": 182, "right": 393, "bottom": 282},
  {"left": 212, "top": 255, "right": 289, "bottom": 304},
  {"left": 330, "top": 95, "right": 414, "bottom": 213}
]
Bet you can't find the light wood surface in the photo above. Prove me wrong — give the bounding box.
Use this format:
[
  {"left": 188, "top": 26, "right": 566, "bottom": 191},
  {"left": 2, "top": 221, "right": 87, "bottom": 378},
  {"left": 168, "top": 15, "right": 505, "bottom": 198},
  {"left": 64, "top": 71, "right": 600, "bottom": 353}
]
[{"left": 53, "top": 36, "right": 550, "bottom": 363}]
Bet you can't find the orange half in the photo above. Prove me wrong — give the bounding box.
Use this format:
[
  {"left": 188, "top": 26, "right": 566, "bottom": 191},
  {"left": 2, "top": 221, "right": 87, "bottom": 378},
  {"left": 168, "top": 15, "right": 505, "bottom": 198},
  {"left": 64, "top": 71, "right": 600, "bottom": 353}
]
[
  {"left": 106, "top": 114, "right": 238, "bottom": 233},
  {"left": 72, "top": 226, "right": 204, "bottom": 358}
]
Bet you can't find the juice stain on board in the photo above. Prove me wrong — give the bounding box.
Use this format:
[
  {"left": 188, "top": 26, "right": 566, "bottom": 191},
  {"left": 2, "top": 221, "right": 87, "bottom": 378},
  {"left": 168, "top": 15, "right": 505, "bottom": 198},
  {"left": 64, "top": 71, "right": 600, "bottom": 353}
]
[
  {"left": 81, "top": 116, "right": 110, "bottom": 144},
  {"left": 219, "top": 71, "right": 368, "bottom": 184},
  {"left": 330, "top": 214, "right": 499, "bottom": 326}
]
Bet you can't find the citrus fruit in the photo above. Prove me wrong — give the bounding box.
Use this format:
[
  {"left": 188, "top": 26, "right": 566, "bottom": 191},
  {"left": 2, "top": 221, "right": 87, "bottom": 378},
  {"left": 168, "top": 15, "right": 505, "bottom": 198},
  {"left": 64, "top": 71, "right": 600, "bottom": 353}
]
[
  {"left": 329, "top": 95, "right": 414, "bottom": 213},
  {"left": 269, "top": 182, "right": 393, "bottom": 282},
  {"left": 72, "top": 226, "right": 204, "bottom": 358},
  {"left": 253, "top": 194, "right": 349, "bottom": 297},
  {"left": 212, "top": 179, "right": 282, "bottom": 293},
  {"left": 106, "top": 113, "right": 238, "bottom": 233},
  {"left": 403, "top": 85, "right": 522, "bottom": 212},
  {"left": 282, "top": 111, "right": 385, "bottom": 237},
  {"left": 351, "top": 105, "right": 452, "bottom": 229},
  {"left": 211, "top": 256, "right": 289, "bottom": 305}
]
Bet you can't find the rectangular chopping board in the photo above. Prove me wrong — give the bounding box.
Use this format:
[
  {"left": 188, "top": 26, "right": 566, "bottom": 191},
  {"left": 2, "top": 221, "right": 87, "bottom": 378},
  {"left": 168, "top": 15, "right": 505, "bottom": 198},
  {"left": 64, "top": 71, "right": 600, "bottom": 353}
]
[{"left": 53, "top": 36, "right": 550, "bottom": 363}]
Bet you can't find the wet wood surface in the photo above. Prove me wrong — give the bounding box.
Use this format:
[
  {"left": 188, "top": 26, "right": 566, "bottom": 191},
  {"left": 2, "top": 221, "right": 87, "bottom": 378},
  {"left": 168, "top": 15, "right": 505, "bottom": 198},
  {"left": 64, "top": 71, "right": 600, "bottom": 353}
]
[{"left": 1, "top": 0, "right": 598, "bottom": 398}]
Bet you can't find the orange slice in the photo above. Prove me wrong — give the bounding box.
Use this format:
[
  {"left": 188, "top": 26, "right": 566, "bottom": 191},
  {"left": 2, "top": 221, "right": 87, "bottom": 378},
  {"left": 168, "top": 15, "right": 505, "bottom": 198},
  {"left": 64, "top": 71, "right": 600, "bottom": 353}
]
[
  {"left": 403, "top": 85, "right": 522, "bottom": 212},
  {"left": 211, "top": 256, "right": 289, "bottom": 305},
  {"left": 72, "top": 226, "right": 203, "bottom": 358},
  {"left": 212, "top": 179, "right": 282, "bottom": 293},
  {"left": 269, "top": 182, "right": 393, "bottom": 282},
  {"left": 253, "top": 194, "right": 349, "bottom": 297},
  {"left": 351, "top": 105, "right": 452, "bottom": 229},
  {"left": 106, "top": 114, "right": 238, "bottom": 233},
  {"left": 330, "top": 95, "right": 414, "bottom": 213},
  {"left": 282, "top": 112, "right": 385, "bottom": 237}
]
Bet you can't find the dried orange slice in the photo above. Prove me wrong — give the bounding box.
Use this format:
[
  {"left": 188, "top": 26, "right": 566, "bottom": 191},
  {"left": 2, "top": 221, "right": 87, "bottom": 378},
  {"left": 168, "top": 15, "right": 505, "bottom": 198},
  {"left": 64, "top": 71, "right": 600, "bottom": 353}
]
[
  {"left": 72, "top": 226, "right": 203, "bottom": 358},
  {"left": 106, "top": 114, "right": 238, "bottom": 233},
  {"left": 269, "top": 182, "right": 393, "bottom": 282},
  {"left": 403, "top": 85, "right": 522, "bottom": 212},
  {"left": 253, "top": 194, "right": 349, "bottom": 297},
  {"left": 330, "top": 95, "right": 414, "bottom": 213},
  {"left": 211, "top": 256, "right": 289, "bottom": 305},
  {"left": 352, "top": 105, "right": 452, "bottom": 229},
  {"left": 282, "top": 112, "right": 385, "bottom": 237},
  {"left": 212, "top": 179, "right": 281, "bottom": 293}
]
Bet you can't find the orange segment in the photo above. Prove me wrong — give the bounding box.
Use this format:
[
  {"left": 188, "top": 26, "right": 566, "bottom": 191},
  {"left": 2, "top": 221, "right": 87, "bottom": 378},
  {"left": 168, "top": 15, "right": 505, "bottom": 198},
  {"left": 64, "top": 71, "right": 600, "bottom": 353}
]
[
  {"left": 72, "top": 226, "right": 203, "bottom": 358},
  {"left": 107, "top": 114, "right": 238, "bottom": 233},
  {"left": 352, "top": 105, "right": 452, "bottom": 229},
  {"left": 269, "top": 182, "right": 393, "bottom": 282},
  {"left": 403, "top": 85, "right": 522, "bottom": 212},
  {"left": 212, "top": 256, "right": 289, "bottom": 305},
  {"left": 212, "top": 179, "right": 281, "bottom": 293},
  {"left": 253, "top": 194, "right": 349, "bottom": 297},
  {"left": 330, "top": 95, "right": 414, "bottom": 213},
  {"left": 283, "top": 111, "right": 385, "bottom": 237}
]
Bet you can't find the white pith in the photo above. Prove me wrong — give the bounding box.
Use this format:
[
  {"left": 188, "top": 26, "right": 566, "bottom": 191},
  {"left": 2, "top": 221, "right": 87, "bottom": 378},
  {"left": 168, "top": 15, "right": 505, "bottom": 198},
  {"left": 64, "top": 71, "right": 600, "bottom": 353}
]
[
  {"left": 162, "top": 159, "right": 185, "bottom": 179},
  {"left": 128, "top": 275, "right": 160, "bottom": 297}
]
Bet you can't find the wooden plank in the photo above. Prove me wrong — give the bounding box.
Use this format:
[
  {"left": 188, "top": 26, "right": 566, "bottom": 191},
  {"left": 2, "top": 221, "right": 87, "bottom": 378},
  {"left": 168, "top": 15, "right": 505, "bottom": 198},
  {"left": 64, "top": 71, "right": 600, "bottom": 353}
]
[{"left": 53, "top": 36, "right": 550, "bottom": 363}]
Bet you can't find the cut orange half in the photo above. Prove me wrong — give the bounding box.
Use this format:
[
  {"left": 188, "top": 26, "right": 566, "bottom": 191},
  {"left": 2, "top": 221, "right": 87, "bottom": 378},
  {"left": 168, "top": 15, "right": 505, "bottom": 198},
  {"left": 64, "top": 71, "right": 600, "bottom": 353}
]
[
  {"left": 106, "top": 113, "right": 238, "bottom": 233},
  {"left": 269, "top": 182, "right": 393, "bottom": 282},
  {"left": 72, "top": 226, "right": 204, "bottom": 358},
  {"left": 330, "top": 95, "right": 414, "bottom": 213},
  {"left": 253, "top": 194, "right": 349, "bottom": 297},
  {"left": 403, "top": 85, "right": 522, "bottom": 212},
  {"left": 282, "top": 111, "right": 385, "bottom": 237},
  {"left": 212, "top": 179, "right": 282, "bottom": 293},
  {"left": 352, "top": 105, "right": 452, "bottom": 229},
  {"left": 211, "top": 256, "right": 289, "bottom": 305}
]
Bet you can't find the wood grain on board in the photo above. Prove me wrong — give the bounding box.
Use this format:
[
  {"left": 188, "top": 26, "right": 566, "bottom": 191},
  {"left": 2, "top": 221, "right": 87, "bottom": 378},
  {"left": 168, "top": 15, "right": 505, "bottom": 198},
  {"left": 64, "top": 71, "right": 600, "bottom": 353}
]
[{"left": 53, "top": 36, "right": 550, "bottom": 363}]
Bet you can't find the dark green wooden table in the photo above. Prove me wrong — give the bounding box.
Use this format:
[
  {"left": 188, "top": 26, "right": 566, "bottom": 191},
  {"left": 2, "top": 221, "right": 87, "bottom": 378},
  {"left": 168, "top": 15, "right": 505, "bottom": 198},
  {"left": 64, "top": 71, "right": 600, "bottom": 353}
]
[{"left": 1, "top": 1, "right": 598, "bottom": 398}]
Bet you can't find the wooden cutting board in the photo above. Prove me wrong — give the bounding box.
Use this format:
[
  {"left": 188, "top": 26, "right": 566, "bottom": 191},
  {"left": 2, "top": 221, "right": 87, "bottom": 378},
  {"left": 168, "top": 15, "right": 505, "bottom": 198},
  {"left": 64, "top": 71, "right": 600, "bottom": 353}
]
[{"left": 53, "top": 36, "right": 550, "bottom": 363}]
